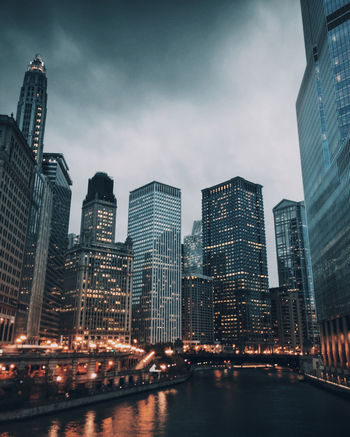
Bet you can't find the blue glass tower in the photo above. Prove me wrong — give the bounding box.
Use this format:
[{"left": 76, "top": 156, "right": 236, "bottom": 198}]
[
  {"left": 273, "top": 200, "right": 319, "bottom": 352},
  {"left": 297, "top": 0, "right": 350, "bottom": 374}
]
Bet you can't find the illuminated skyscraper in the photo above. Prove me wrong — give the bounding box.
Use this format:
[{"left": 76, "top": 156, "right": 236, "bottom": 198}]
[
  {"left": 15, "top": 55, "right": 53, "bottom": 343},
  {"left": 63, "top": 173, "right": 132, "bottom": 346},
  {"left": 80, "top": 172, "right": 117, "bottom": 245},
  {"left": 128, "top": 181, "right": 181, "bottom": 344},
  {"left": 40, "top": 153, "right": 72, "bottom": 341},
  {"left": 273, "top": 199, "right": 319, "bottom": 352},
  {"left": 182, "top": 274, "right": 214, "bottom": 345},
  {"left": 202, "top": 177, "right": 271, "bottom": 351},
  {"left": 16, "top": 54, "right": 47, "bottom": 166},
  {"left": 0, "top": 115, "right": 35, "bottom": 343},
  {"left": 297, "top": 0, "right": 350, "bottom": 375}
]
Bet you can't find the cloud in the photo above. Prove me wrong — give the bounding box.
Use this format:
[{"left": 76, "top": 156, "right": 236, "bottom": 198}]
[{"left": 0, "top": 0, "right": 305, "bottom": 286}]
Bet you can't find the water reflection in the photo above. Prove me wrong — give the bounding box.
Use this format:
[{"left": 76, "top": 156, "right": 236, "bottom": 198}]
[{"left": 0, "top": 371, "right": 349, "bottom": 437}]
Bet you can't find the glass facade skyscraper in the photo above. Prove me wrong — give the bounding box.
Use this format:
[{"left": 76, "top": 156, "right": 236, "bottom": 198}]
[
  {"left": 273, "top": 199, "right": 319, "bottom": 352},
  {"left": 40, "top": 153, "right": 72, "bottom": 341},
  {"left": 128, "top": 181, "right": 181, "bottom": 344},
  {"left": 202, "top": 177, "right": 271, "bottom": 351},
  {"left": 297, "top": 0, "right": 350, "bottom": 373}
]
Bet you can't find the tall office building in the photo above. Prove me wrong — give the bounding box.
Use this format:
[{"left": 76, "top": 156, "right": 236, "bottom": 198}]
[
  {"left": 182, "top": 274, "right": 214, "bottom": 345},
  {"left": 183, "top": 220, "right": 203, "bottom": 275},
  {"left": 40, "top": 153, "right": 72, "bottom": 341},
  {"left": 202, "top": 177, "right": 271, "bottom": 351},
  {"left": 269, "top": 287, "right": 303, "bottom": 353},
  {"left": 15, "top": 55, "right": 53, "bottom": 343},
  {"left": 128, "top": 181, "right": 181, "bottom": 344},
  {"left": 297, "top": 1, "right": 350, "bottom": 374},
  {"left": 0, "top": 115, "right": 35, "bottom": 343},
  {"left": 16, "top": 54, "right": 47, "bottom": 167},
  {"left": 273, "top": 199, "right": 319, "bottom": 351},
  {"left": 62, "top": 173, "right": 132, "bottom": 346},
  {"left": 80, "top": 172, "right": 117, "bottom": 245}
]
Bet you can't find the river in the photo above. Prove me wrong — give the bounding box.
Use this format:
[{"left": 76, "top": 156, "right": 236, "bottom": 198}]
[{"left": 0, "top": 368, "right": 348, "bottom": 436}]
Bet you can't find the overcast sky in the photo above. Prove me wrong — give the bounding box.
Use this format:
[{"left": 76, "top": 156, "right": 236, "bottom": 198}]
[{"left": 0, "top": 0, "right": 306, "bottom": 286}]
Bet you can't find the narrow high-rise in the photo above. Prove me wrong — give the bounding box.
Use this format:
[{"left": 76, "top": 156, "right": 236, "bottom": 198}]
[
  {"left": 202, "top": 177, "right": 271, "bottom": 351},
  {"left": 16, "top": 54, "right": 47, "bottom": 166},
  {"left": 128, "top": 181, "right": 181, "bottom": 344},
  {"left": 297, "top": 1, "right": 350, "bottom": 376},
  {"left": 40, "top": 153, "right": 72, "bottom": 341},
  {"left": 273, "top": 199, "right": 319, "bottom": 352},
  {"left": 63, "top": 173, "right": 132, "bottom": 346},
  {"left": 15, "top": 55, "right": 53, "bottom": 343}
]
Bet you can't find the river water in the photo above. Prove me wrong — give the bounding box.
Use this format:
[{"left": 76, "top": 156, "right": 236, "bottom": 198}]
[{"left": 0, "top": 368, "right": 348, "bottom": 436}]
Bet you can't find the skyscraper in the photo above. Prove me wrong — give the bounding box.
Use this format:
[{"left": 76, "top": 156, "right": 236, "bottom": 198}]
[
  {"left": 182, "top": 274, "right": 214, "bottom": 345},
  {"left": 15, "top": 55, "right": 52, "bottom": 343},
  {"left": 183, "top": 220, "right": 203, "bottom": 275},
  {"left": 80, "top": 172, "right": 117, "bottom": 245},
  {"left": 40, "top": 153, "right": 72, "bottom": 341},
  {"left": 63, "top": 173, "right": 132, "bottom": 346},
  {"left": 202, "top": 177, "right": 270, "bottom": 351},
  {"left": 0, "top": 115, "right": 35, "bottom": 343},
  {"left": 16, "top": 54, "right": 47, "bottom": 166},
  {"left": 297, "top": 0, "right": 350, "bottom": 374},
  {"left": 128, "top": 181, "right": 181, "bottom": 344},
  {"left": 273, "top": 199, "right": 319, "bottom": 351},
  {"left": 269, "top": 287, "right": 303, "bottom": 353}
]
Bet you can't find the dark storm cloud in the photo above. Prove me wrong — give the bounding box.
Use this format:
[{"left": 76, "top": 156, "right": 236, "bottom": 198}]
[{"left": 0, "top": 0, "right": 305, "bottom": 285}]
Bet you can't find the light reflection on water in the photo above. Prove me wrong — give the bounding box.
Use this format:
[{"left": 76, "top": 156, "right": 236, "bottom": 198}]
[{"left": 0, "top": 370, "right": 349, "bottom": 437}]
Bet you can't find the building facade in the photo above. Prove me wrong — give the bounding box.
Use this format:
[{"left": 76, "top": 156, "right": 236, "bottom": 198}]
[
  {"left": 297, "top": 0, "right": 350, "bottom": 373},
  {"left": 269, "top": 287, "right": 304, "bottom": 353},
  {"left": 62, "top": 173, "right": 132, "bottom": 346},
  {"left": 128, "top": 181, "right": 181, "bottom": 344},
  {"left": 40, "top": 153, "right": 72, "bottom": 341},
  {"left": 183, "top": 220, "right": 203, "bottom": 275},
  {"left": 202, "top": 177, "right": 271, "bottom": 351},
  {"left": 273, "top": 199, "right": 319, "bottom": 351},
  {"left": 182, "top": 274, "right": 214, "bottom": 345},
  {"left": 0, "top": 115, "right": 35, "bottom": 344}
]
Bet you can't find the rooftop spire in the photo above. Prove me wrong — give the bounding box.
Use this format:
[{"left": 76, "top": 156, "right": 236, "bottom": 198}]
[{"left": 28, "top": 54, "right": 46, "bottom": 73}]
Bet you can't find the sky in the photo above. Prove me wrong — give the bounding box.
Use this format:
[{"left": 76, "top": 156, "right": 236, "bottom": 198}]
[{"left": 0, "top": 0, "right": 306, "bottom": 286}]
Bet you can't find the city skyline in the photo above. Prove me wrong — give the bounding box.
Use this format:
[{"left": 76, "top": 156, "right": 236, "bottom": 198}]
[{"left": 0, "top": 0, "right": 305, "bottom": 287}]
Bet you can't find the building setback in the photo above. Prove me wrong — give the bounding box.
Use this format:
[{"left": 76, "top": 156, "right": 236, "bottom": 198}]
[
  {"left": 62, "top": 173, "right": 132, "bottom": 346},
  {"left": 128, "top": 181, "right": 181, "bottom": 344},
  {"left": 273, "top": 199, "right": 319, "bottom": 352},
  {"left": 40, "top": 153, "right": 72, "bottom": 341},
  {"left": 0, "top": 115, "right": 35, "bottom": 343},
  {"left": 202, "top": 177, "right": 271, "bottom": 351},
  {"left": 297, "top": 0, "right": 350, "bottom": 374}
]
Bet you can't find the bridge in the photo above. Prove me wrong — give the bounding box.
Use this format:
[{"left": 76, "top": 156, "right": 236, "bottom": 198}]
[{"left": 182, "top": 352, "right": 302, "bottom": 370}]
